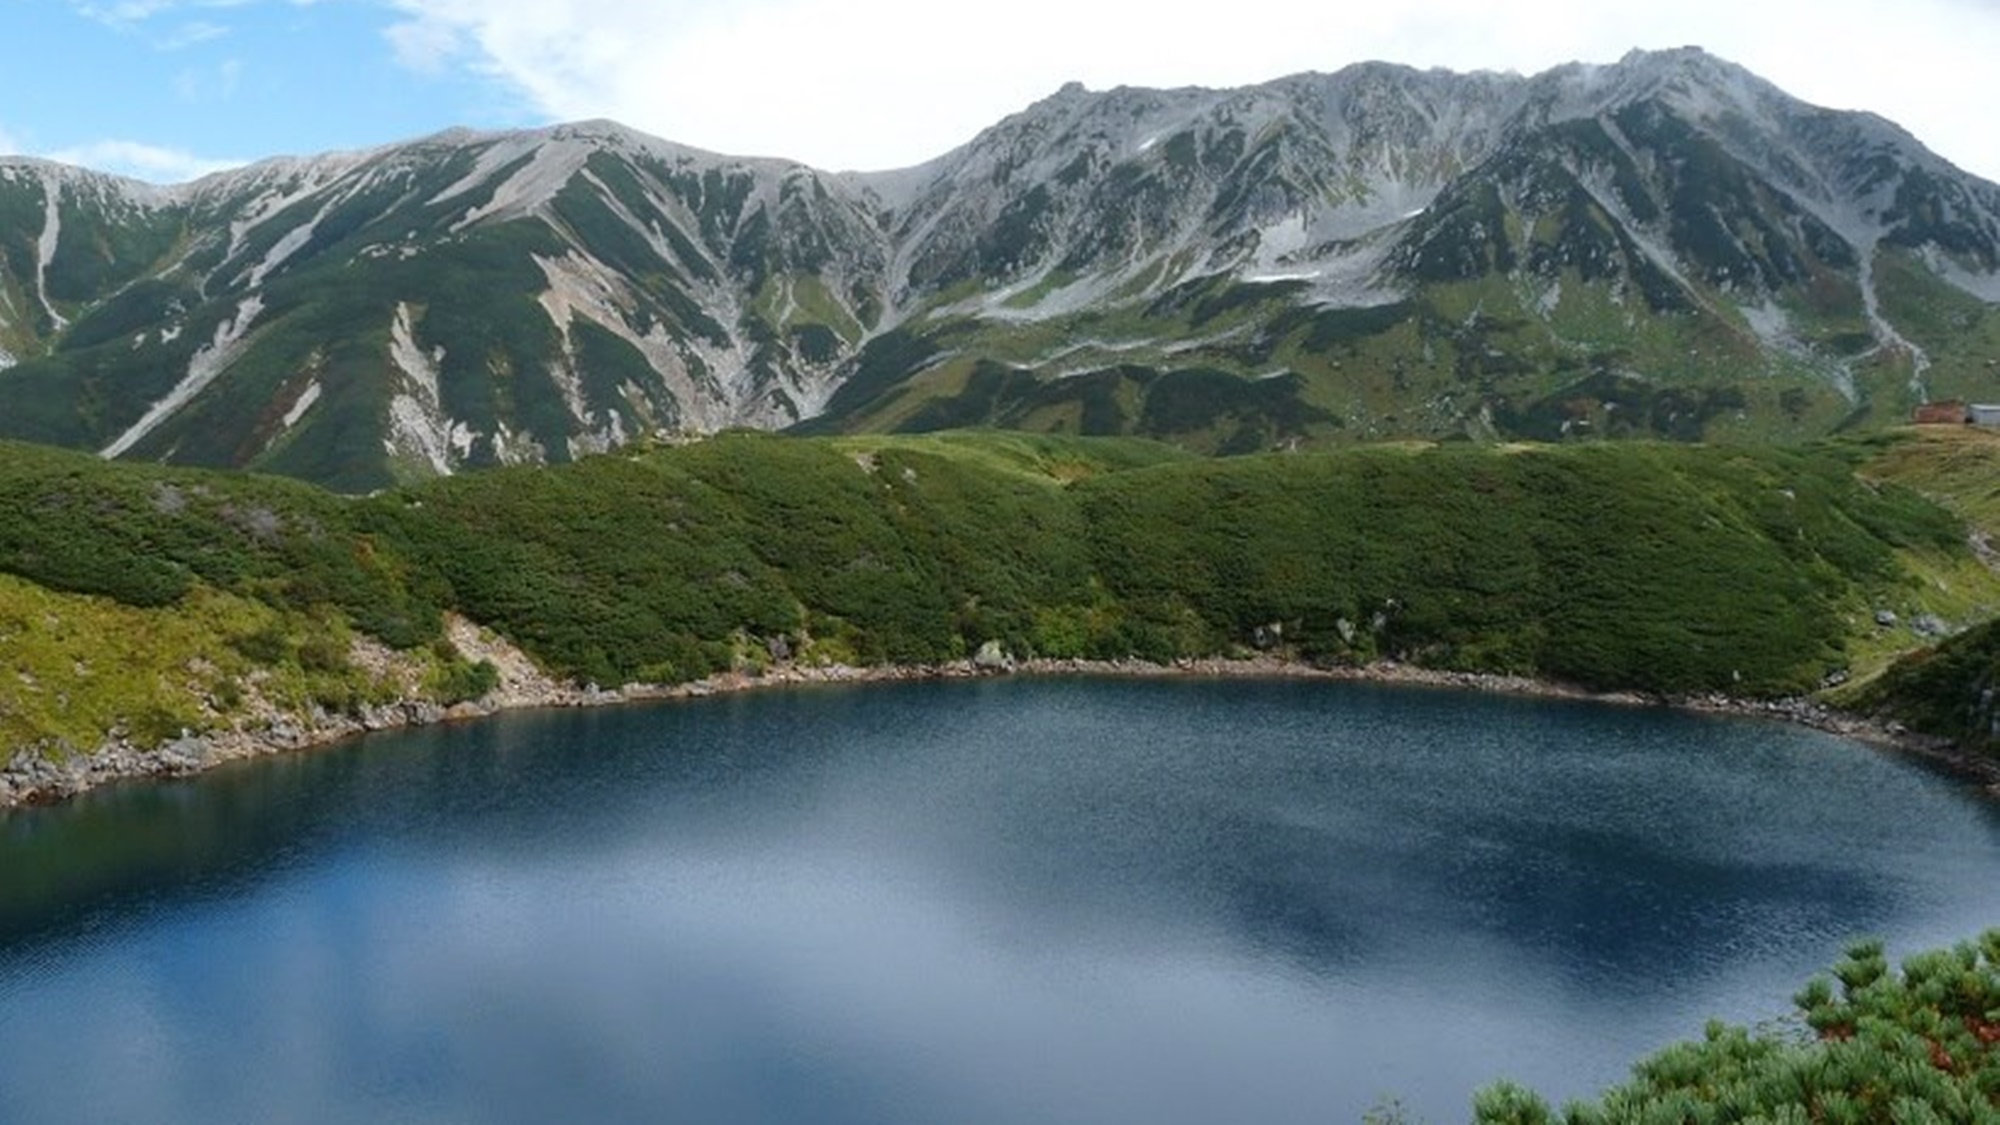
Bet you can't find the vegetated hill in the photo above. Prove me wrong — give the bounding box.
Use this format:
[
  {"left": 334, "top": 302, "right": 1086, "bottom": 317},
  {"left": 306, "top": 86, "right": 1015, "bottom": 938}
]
[
  {"left": 1851, "top": 616, "right": 2000, "bottom": 759},
  {"left": 1821, "top": 427, "right": 2000, "bottom": 756},
  {"left": 0, "top": 431, "right": 1993, "bottom": 774},
  {"left": 1856, "top": 424, "right": 2000, "bottom": 540},
  {"left": 3, "top": 49, "right": 2000, "bottom": 489}
]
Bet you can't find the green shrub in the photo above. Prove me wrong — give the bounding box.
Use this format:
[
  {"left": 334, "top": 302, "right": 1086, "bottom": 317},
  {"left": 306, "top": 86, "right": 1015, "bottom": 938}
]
[
  {"left": 432, "top": 658, "right": 500, "bottom": 706},
  {"left": 1476, "top": 932, "right": 2000, "bottom": 1123},
  {"left": 0, "top": 432, "right": 1977, "bottom": 704}
]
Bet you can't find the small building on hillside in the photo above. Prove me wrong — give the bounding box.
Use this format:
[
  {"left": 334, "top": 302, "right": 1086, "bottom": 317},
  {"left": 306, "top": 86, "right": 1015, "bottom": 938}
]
[
  {"left": 1971, "top": 404, "right": 2000, "bottom": 427},
  {"left": 1914, "top": 400, "right": 1969, "bottom": 425}
]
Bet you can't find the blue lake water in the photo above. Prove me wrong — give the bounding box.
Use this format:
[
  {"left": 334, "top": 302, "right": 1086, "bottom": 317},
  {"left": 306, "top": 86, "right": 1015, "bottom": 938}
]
[{"left": 2, "top": 677, "right": 1998, "bottom": 1123}]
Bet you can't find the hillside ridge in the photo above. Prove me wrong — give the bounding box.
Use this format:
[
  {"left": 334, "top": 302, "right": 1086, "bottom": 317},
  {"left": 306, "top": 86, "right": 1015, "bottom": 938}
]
[
  {"left": 2, "top": 48, "right": 1999, "bottom": 488},
  {"left": 3, "top": 427, "right": 1998, "bottom": 806}
]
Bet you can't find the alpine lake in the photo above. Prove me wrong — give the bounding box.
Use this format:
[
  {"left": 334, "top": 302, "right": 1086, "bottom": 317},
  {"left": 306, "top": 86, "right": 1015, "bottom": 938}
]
[{"left": 3, "top": 676, "right": 1998, "bottom": 1123}]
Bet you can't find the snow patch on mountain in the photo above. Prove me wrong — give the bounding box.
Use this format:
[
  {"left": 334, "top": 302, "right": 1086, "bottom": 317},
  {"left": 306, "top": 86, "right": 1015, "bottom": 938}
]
[
  {"left": 534, "top": 250, "right": 715, "bottom": 433},
  {"left": 244, "top": 205, "right": 324, "bottom": 289},
  {"left": 1572, "top": 166, "right": 1711, "bottom": 311},
  {"left": 1295, "top": 237, "right": 1406, "bottom": 308},
  {"left": 1739, "top": 300, "right": 1827, "bottom": 374},
  {"left": 389, "top": 301, "right": 443, "bottom": 404},
  {"left": 1031, "top": 325, "right": 1255, "bottom": 376},
  {"left": 976, "top": 265, "right": 1138, "bottom": 323},
  {"left": 577, "top": 168, "right": 683, "bottom": 267},
  {"left": 567, "top": 412, "right": 628, "bottom": 460},
  {"left": 281, "top": 380, "right": 322, "bottom": 430},
  {"left": 488, "top": 422, "right": 544, "bottom": 466},
  {"left": 218, "top": 153, "right": 376, "bottom": 259},
  {"left": 382, "top": 300, "right": 472, "bottom": 476},
  {"left": 34, "top": 178, "right": 67, "bottom": 331},
  {"left": 1282, "top": 168, "right": 1448, "bottom": 247},
  {"left": 385, "top": 396, "right": 457, "bottom": 476},
  {"left": 102, "top": 296, "right": 264, "bottom": 459},
  {"left": 1532, "top": 278, "right": 1563, "bottom": 319},
  {"left": 1925, "top": 248, "right": 2000, "bottom": 302},
  {"left": 545, "top": 345, "right": 591, "bottom": 430},
  {"left": 436, "top": 135, "right": 595, "bottom": 231}
]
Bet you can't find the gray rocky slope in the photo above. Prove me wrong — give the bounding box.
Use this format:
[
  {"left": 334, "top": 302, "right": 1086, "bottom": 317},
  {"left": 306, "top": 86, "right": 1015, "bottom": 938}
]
[{"left": 2, "top": 47, "right": 1996, "bottom": 488}]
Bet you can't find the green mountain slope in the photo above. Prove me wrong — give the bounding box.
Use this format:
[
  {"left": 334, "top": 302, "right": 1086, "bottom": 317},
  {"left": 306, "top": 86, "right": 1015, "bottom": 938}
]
[{"left": 1, "top": 431, "right": 1993, "bottom": 786}]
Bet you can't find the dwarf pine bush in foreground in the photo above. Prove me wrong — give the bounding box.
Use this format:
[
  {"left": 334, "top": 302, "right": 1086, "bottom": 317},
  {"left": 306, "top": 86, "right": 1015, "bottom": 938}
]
[{"left": 1475, "top": 932, "right": 2000, "bottom": 1123}]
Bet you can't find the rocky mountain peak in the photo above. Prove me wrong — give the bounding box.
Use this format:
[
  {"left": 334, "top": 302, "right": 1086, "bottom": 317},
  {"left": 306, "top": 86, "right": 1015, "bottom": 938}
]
[{"left": 1, "top": 52, "right": 1996, "bottom": 489}]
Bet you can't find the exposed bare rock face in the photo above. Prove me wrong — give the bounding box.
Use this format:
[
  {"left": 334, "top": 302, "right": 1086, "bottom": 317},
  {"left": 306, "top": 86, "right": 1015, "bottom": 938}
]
[{"left": 3, "top": 49, "right": 1997, "bottom": 487}]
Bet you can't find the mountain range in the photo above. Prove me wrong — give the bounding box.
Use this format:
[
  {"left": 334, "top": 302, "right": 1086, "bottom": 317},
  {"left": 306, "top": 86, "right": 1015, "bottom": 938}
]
[{"left": 2, "top": 46, "right": 1998, "bottom": 490}]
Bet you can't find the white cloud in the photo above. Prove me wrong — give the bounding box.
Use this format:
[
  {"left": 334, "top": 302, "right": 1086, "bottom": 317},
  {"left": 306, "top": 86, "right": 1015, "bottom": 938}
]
[
  {"left": 378, "top": 0, "right": 2000, "bottom": 181},
  {"left": 43, "top": 139, "right": 247, "bottom": 183},
  {"left": 155, "top": 20, "right": 231, "bottom": 50},
  {"left": 383, "top": 13, "right": 463, "bottom": 74},
  {"left": 174, "top": 57, "right": 245, "bottom": 101},
  {"left": 71, "top": 0, "right": 185, "bottom": 24},
  {"left": 0, "top": 126, "right": 23, "bottom": 157},
  {"left": 69, "top": 0, "right": 256, "bottom": 30}
]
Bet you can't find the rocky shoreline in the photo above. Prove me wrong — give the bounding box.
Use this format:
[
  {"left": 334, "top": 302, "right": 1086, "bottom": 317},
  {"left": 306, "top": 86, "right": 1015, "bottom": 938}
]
[{"left": 2, "top": 648, "right": 1993, "bottom": 810}]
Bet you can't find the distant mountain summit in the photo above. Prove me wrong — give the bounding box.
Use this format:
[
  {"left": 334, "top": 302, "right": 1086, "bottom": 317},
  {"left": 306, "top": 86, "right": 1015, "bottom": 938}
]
[{"left": 3, "top": 48, "right": 1997, "bottom": 489}]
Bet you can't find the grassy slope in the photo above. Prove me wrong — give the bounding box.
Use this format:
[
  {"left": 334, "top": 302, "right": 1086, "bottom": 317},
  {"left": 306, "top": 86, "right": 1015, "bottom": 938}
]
[
  {"left": 809, "top": 260, "right": 1896, "bottom": 456},
  {"left": 1858, "top": 427, "right": 2000, "bottom": 537},
  {"left": 0, "top": 429, "right": 1988, "bottom": 765},
  {"left": 0, "top": 441, "right": 482, "bottom": 757},
  {"left": 0, "top": 575, "right": 412, "bottom": 754},
  {"left": 1828, "top": 428, "right": 2000, "bottom": 754}
]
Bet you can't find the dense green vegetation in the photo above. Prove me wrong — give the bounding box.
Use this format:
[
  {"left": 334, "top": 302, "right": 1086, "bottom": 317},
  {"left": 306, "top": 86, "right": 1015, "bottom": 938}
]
[
  {"left": 1851, "top": 619, "right": 2000, "bottom": 756},
  {"left": 362, "top": 433, "right": 1976, "bottom": 695},
  {"left": 1476, "top": 932, "right": 2000, "bottom": 1123},
  {"left": 1830, "top": 428, "right": 2000, "bottom": 756},
  {"left": 0, "top": 440, "right": 462, "bottom": 755},
  {"left": 0, "top": 439, "right": 439, "bottom": 643},
  {"left": 374, "top": 431, "right": 1181, "bottom": 685},
  {"left": 0, "top": 428, "right": 1993, "bottom": 765},
  {"left": 1075, "top": 442, "right": 1970, "bottom": 693}
]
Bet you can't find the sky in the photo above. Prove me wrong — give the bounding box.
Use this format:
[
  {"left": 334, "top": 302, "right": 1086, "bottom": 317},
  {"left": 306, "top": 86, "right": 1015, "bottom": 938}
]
[{"left": 4, "top": 0, "right": 1999, "bottom": 184}]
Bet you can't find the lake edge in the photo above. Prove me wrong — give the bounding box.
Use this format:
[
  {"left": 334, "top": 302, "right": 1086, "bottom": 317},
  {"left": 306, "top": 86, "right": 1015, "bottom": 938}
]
[{"left": 6, "top": 650, "right": 1992, "bottom": 812}]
